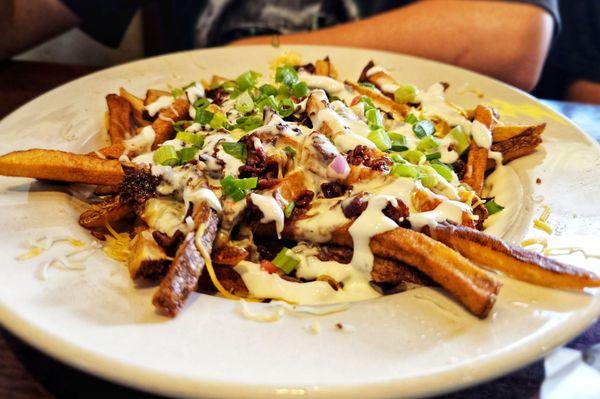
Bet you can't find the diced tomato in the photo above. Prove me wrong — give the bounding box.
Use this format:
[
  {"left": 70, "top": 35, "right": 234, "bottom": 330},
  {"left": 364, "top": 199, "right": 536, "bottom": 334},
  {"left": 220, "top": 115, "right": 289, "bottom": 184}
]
[
  {"left": 260, "top": 260, "right": 278, "bottom": 274},
  {"left": 350, "top": 95, "right": 361, "bottom": 106}
]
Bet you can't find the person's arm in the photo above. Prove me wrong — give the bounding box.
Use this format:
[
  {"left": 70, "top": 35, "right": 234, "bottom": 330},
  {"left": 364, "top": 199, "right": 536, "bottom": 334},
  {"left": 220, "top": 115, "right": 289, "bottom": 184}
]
[
  {"left": 0, "top": 0, "right": 80, "bottom": 61},
  {"left": 232, "top": 0, "right": 554, "bottom": 91}
]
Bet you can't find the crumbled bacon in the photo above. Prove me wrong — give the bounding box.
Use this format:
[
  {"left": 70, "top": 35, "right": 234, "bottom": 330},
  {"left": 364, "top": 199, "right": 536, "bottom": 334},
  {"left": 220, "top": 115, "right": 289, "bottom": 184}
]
[
  {"left": 342, "top": 193, "right": 368, "bottom": 218},
  {"left": 346, "top": 145, "right": 392, "bottom": 173},
  {"left": 453, "top": 158, "right": 466, "bottom": 180},
  {"left": 119, "top": 165, "right": 160, "bottom": 210},
  {"left": 382, "top": 200, "right": 410, "bottom": 225},
  {"left": 205, "top": 87, "right": 227, "bottom": 105},
  {"left": 153, "top": 230, "right": 184, "bottom": 256},
  {"left": 296, "top": 63, "right": 316, "bottom": 74},
  {"left": 238, "top": 134, "right": 280, "bottom": 185},
  {"left": 321, "top": 182, "right": 350, "bottom": 198}
]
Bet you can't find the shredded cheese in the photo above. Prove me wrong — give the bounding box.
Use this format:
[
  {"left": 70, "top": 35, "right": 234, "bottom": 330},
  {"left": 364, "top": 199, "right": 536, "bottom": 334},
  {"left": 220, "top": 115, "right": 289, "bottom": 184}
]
[
  {"left": 520, "top": 237, "right": 548, "bottom": 251},
  {"left": 543, "top": 247, "right": 600, "bottom": 260},
  {"left": 533, "top": 205, "right": 553, "bottom": 234},
  {"left": 195, "top": 228, "right": 240, "bottom": 300},
  {"left": 239, "top": 300, "right": 284, "bottom": 322},
  {"left": 269, "top": 50, "right": 302, "bottom": 71},
  {"left": 102, "top": 223, "right": 131, "bottom": 262},
  {"left": 16, "top": 236, "right": 86, "bottom": 261}
]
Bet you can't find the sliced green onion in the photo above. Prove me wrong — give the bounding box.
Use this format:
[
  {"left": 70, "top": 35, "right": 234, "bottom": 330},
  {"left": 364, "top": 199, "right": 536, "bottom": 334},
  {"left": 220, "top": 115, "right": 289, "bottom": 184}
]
[
  {"left": 484, "top": 199, "right": 505, "bottom": 215},
  {"left": 417, "top": 135, "right": 440, "bottom": 152},
  {"left": 153, "top": 145, "right": 179, "bottom": 166},
  {"left": 360, "top": 82, "right": 377, "bottom": 89},
  {"left": 259, "top": 84, "right": 278, "bottom": 96},
  {"left": 193, "top": 98, "right": 210, "bottom": 109},
  {"left": 359, "top": 96, "right": 376, "bottom": 111},
  {"left": 391, "top": 163, "right": 418, "bottom": 178},
  {"left": 175, "top": 131, "right": 205, "bottom": 148},
  {"left": 413, "top": 119, "right": 436, "bottom": 138},
  {"left": 210, "top": 113, "right": 229, "bottom": 130},
  {"left": 430, "top": 162, "right": 453, "bottom": 182},
  {"left": 394, "top": 84, "right": 418, "bottom": 103},
  {"left": 257, "top": 95, "right": 278, "bottom": 111},
  {"left": 236, "top": 116, "right": 263, "bottom": 131},
  {"left": 450, "top": 126, "right": 470, "bottom": 154},
  {"left": 235, "top": 91, "right": 255, "bottom": 114},
  {"left": 329, "top": 95, "right": 345, "bottom": 104},
  {"left": 404, "top": 113, "right": 418, "bottom": 124},
  {"left": 425, "top": 152, "right": 441, "bottom": 161},
  {"left": 417, "top": 165, "right": 439, "bottom": 188},
  {"left": 236, "top": 71, "right": 261, "bottom": 91},
  {"left": 388, "top": 132, "right": 408, "bottom": 152},
  {"left": 291, "top": 81, "right": 309, "bottom": 98},
  {"left": 278, "top": 98, "right": 295, "bottom": 117},
  {"left": 365, "top": 108, "right": 383, "bottom": 129},
  {"left": 221, "top": 176, "right": 258, "bottom": 202},
  {"left": 195, "top": 108, "right": 214, "bottom": 125},
  {"left": 221, "top": 142, "right": 248, "bottom": 162},
  {"left": 401, "top": 150, "right": 425, "bottom": 165},
  {"left": 391, "top": 153, "right": 405, "bottom": 163},
  {"left": 272, "top": 247, "right": 300, "bottom": 274},
  {"left": 177, "top": 147, "right": 199, "bottom": 164},
  {"left": 275, "top": 66, "right": 298, "bottom": 86},
  {"left": 173, "top": 120, "right": 192, "bottom": 132},
  {"left": 171, "top": 87, "right": 184, "bottom": 98},
  {"left": 283, "top": 145, "right": 296, "bottom": 158},
  {"left": 284, "top": 201, "right": 295, "bottom": 218},
  {"left": 367, "top": 128, "right": 392, "bottom": 151},
  {"left": 220, "top": 81, "right": 237, "bottom": 92}
]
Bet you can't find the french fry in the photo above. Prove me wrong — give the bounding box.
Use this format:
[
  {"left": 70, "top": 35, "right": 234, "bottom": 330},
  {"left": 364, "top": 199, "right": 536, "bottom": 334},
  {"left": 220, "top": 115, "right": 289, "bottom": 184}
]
[
  {"left": 344, "top": 81, "right": 409, "bottom": 118},
  {"left": 119, "top": 87, "right": 146, "bottom": 126},
  {"left": 490, "top": 133, "right": 543, "bottom": 164},
  {"left": 315, "top": 57, "right": 338, "bottom": 78},
  {"left": 0, "top": 149, "right": 124, "bottom": 185},
  {"left": 106, "top": 94, "right": 133, "bottom": 144},
  {"left": 78, "top": 195, "right": 133, "bottom": 228},
  {"left": 358, "top": 60, "right": 403, "bottom": 98},
  {"left": 462, "top": 105, "right": 495, "bottom": 196},
  {"left": 144, "top": 89, "right": 171, "bottom": 106},
  {"left": 128, "top": 230, "right": 170, "bottom": 280},
  {"left": 492, "top": 123, "right": 545, "bottom": 142},
  {"left": 96, "top": 97, "right": 190, "bottom": 158},
  {"left": 152, "top": 202, "right": 219, "bottom": 317},
  {"left": 428, "top": 223, "right": 600, "bottom": 289}
]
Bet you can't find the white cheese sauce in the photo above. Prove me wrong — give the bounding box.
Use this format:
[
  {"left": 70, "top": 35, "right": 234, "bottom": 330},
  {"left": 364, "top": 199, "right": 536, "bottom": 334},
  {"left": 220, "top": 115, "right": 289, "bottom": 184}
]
[
  {"left": 471, "top": 120, "right": 493, "bottom": 149},
  {"left": 348, "top": 195, "right": 398, "bottom": 273},
  {"left": 250, "top": 193, "right": 285, "bottom": 238},
  {"left": 418, "top": 83, "right": 470, "bottom": 130},
  {"left": 145, "top": 96, "right": 175, "bottom": 117},
  {"left": 142, "top": 198, "right": 187, "bottom": 236},
  {"left": 185, "top": 82, "right": 205, "bottom": 104},
  {"left": 124, "top": 125, "right": 156, "bottom": 154}
]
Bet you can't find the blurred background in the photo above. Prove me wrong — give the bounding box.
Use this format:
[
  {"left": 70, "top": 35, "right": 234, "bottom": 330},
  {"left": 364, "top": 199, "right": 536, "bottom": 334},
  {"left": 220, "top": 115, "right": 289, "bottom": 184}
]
[{"left": 1, "top": 0, "right": 599, "bottom": 116}]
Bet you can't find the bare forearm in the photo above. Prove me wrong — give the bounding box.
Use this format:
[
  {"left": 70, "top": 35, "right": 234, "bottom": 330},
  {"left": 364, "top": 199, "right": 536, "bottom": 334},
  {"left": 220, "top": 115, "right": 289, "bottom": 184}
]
[
  {"left": 0, "top": 0, "right": 79, "bottom": 60},
  {"left": 233, "top": 1, "right": 553, "bottom": 90}
]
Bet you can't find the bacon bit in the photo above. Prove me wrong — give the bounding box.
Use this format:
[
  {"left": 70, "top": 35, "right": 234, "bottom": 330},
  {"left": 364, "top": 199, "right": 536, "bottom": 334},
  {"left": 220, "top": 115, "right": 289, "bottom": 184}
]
[
  {"left": 321, "top": 182, "right": 350, "bottom": 198},
  {"left": 91, "top": 231, "right": 106, "bottom": 241},
  {"left": 350, "top": 95, "right": 361, "bottom": 106},
  {"left": 260, "top": 260, "right": 279, "bottom": 274},
  {"left": 536, "top": 177, "right": 542, "bottom": 184}
]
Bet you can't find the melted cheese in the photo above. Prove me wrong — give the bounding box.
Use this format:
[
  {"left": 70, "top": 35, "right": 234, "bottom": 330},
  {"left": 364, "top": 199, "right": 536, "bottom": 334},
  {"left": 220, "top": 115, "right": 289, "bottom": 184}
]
[
  {"left": 142, "top": 198, "right": 187, "bottom": 236},
  {"left": 145, "top": 96, "right": 174, "bottom": 117},
  {"left": 250, "top": 193, "right": 284, "bottom": 238},
  {"left": 348, "top": 195, "right": 398, "bottom": 273},
  {"left": 124, "top": 125, "right": 155, "bottom": 154}
]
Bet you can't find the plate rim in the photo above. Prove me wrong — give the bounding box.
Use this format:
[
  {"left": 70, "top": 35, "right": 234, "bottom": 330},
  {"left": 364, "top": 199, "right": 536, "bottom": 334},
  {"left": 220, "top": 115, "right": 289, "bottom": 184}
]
[{"left": 1, "top": 44, "right": 599, "bottom": 398}]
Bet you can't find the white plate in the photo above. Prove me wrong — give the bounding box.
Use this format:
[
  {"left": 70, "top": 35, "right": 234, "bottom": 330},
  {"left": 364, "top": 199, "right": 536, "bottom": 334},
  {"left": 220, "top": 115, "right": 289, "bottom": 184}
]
[{"left": 1, "top": 45, "right": 599, "bottom": 399}]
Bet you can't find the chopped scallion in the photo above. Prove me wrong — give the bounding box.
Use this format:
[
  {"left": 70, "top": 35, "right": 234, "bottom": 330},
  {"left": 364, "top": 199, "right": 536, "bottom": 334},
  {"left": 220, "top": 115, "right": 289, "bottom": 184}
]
[
  {"left": 221, "top": 142, "right": 248, "bottom": 162},
  {"left": 278, "top": 98, "right": 295, "bottom": 117},
  {"left": 236, "top": 115, "right": 263, "bottom": 131},
  {"left": 284, "top": 201, "right": 295, "bottom": 218},
  {"left": 394, "top": 84, "right": 418, "bottom": 103},
  {"left": 259, "top": 84, "right": 278, "bottom": 96},
  {"left": 417, "top": 135, "right": 440, "bottom": 152},
  {"left": 153, "top": 145, "right": 179, "bottom": 166},
  {"left": 177, "top": 147, "right": 199, "bottom": 163},
  {"left": 413, "top": 119, "right": 436, "bottom": 138},
  {"left": 210, "top": 113, "right": 229, "bottom": 130},
  {"left": 388, "top": 132, "right": 408, "bottom": 152},
  {"left": 221, "top": 176, "right": 257, "bottom": 202},
  {"left": 236, "top": 71, "right": 261, "bottom": 91},
  {"left": 195, "top": 108, "right": 214, "bottom": 125},
  {"left": 391, "top": 163, "right": 418, "bottom": 178},
  {"left": 272, "top": 247, "right": 300, "bottom": 274},
  {"left": 430, "top": 162, "right": 453, "bottom": 182},
  {"left": 404, "top": 113, "right": 418, "bottom": 124},
  {"left": 365, "top": 108, "right": 383, "bottom": 129},
  {"left": 291, "top": 81, "right": 309, "bottom": 98},
  {"left": 175, "top": 131, "right": 205, "bottom": 148},
  {"left": 450, "top": 126, "right": 470, "bottom": 154},
  {"left": 235, "top": 91, "right": 255, "bottom": 114},
  {"left": 485, "top": 199, "right": 505, "bottom": 215},
  {"left": 367, "top": 128, "right": 392, "bottom": 151},
  {"left": 425, "top": 152, "right": 441, "bottom": 161},
  {"left": 275, "top": 66, "right": 299, "bottom": 86},
  {"left": 401, "top": 150, "right": 425, "bottom": 165}
]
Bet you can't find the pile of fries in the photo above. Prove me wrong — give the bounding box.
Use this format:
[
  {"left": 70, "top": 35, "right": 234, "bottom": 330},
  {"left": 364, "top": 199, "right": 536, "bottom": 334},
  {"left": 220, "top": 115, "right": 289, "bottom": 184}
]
[{"left": 1, "top": 56, "right": 598, "bottom": 318}]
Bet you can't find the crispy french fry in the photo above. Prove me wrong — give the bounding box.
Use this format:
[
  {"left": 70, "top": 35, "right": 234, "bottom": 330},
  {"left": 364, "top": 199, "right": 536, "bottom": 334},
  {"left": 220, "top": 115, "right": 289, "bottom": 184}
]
[
  {"left": 79, "top": 195, "right": 133, "bottom": 228},
  {"left": 151, "top": 97, "right": 189, "bottom": 149},
  {"left": 345, "top": 81, "right": 409, "bottom": 118},
  {"left": 493, "top": 123, "right": 545, "bottom": 142},
  {"left": 128, "top": 230, "right": 170, "bottom": 280},
  {"left": 119, "top": 87, "right": 146, "bottom": 126},
  {"left": 0, "top": 149, "right": 124, "bottom": 185},
  {"left": 96, "top": 97, "right": 190, "bottom": 158},
  {"left": 490, "top": 133, "right": 543, "bottom": 164},
  {"left": 315, "top": 57, "right": 338, "bottom": 79},
  {"left": 428, "top": 223, "right": 600, "bottom": 289},
  {"left": 106, "top": 94, "right": 133, "bottom": 144},
  {"left": 144, "top": 89, "right": 170, "bottom": 106},
  {"left": 462, "top": 105, "right": 495, "bottom": 196},
  {"left": 94, "top": 184, "right": 119, "bottom": 196},
  {"left": 358, "top": 60, "right": 405, "bottom": 99},
  {"left": 152, "top": 202, "right": 219, "bottom": 317}
]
